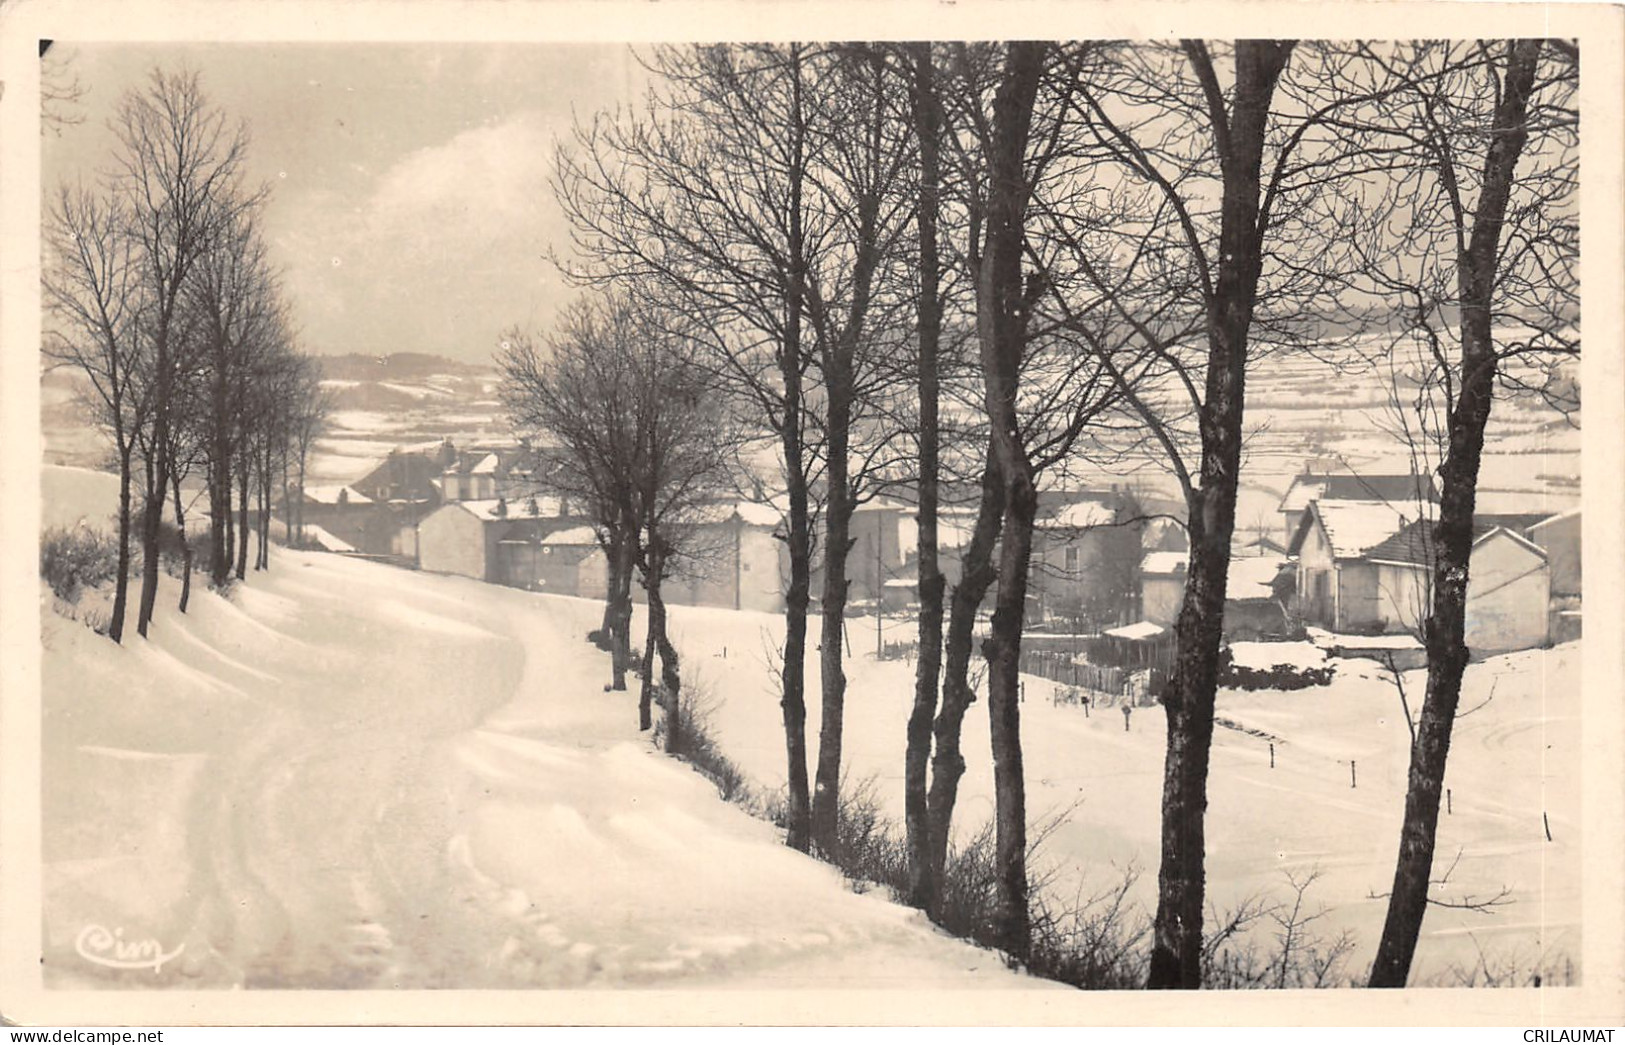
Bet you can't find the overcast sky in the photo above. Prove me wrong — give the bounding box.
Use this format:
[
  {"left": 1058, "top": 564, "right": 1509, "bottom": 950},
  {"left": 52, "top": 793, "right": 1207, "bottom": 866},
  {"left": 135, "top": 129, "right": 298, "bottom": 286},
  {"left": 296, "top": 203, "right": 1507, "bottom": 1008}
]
[{"left": 43, "top": 42, "right": 646, "bottom": 366}]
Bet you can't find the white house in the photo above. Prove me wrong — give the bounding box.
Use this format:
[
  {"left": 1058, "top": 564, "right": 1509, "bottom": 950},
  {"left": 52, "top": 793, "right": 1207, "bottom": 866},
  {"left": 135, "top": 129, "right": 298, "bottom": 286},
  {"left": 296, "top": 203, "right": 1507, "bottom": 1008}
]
[
  {"left": 1290, "top": 499, "right": 1551, "bottom": 654},
  {"left": 1363, "top": 519, "right": 1550, "bottom": 653}
]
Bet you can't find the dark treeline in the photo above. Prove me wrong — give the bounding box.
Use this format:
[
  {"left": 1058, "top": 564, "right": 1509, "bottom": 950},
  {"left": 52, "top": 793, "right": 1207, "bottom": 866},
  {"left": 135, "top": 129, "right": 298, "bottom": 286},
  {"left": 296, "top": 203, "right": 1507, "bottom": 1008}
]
[{"left": 44, "top": 68, "right": 328, "bottom": 643}]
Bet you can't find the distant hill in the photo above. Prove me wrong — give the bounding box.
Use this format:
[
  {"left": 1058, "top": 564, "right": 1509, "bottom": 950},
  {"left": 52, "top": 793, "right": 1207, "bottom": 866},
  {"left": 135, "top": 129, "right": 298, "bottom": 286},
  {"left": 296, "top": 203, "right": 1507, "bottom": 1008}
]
[{"left": 316, "top": 352, "right": 494, "bottom": 384}]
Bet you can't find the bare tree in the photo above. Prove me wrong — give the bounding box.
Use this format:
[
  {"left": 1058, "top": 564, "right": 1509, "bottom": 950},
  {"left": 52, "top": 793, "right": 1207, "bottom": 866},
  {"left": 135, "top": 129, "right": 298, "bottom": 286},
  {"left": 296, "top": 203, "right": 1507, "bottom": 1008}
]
[
  {"left": 556, "top": 43, "right": 924, "bottom": 853},
  {"left": 40, "top": 42, "right": 86, "bottom": 134},
  {"left": 42, "top": 184, "right": 148, "bottom": 642},
  {"left": 288, "top": 365, "right": 332, "bottom": 547},
  {"left": 185, "top": 208, "right": 281, "bottom": 587},
  {"left": 1061, "top": 40, "right": 1306, "bottom": 988},
  {"left": 499, "top": 306, "right": 641, "bottom": 693},
  {"left": 902, "top": 40, "right": 948, "bottom": 911},
  {"left": 804, "top": 44, "right": 920, "bottom": 858},
  {"left": 110, "top": 68, "right": 257, "bottom": 634},
  {"left": 1341, "top": 39, "right": 1579, "bottom": 989}
]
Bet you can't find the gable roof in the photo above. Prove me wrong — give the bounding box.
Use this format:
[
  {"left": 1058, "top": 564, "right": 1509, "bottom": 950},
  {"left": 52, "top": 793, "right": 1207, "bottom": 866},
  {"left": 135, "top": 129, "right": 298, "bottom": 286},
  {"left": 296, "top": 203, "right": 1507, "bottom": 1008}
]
[
  {"left": 1041, "top": 500, "right": 1118, "bottom": 531},
  {"left": 1527, "top": 506, "right": 1581, "bottom": 534},
  {"left": 302, "top": 484, "right": 373, "bottom": 506},
  {"left": 1289, "top": 499, "right": 1414, "bottom": 560},
  {"left": 1477, "top": 512, "right": 1555, "bottom": 537},
  {"left": 1279, "top": 472, "right": 1439, "bottom": 515},
  {"left": 1363, "top": 519, "right": 1548, "bottom": 569},
  {"left": 354, "top": 451, "right": 444, "bottom": 503}
]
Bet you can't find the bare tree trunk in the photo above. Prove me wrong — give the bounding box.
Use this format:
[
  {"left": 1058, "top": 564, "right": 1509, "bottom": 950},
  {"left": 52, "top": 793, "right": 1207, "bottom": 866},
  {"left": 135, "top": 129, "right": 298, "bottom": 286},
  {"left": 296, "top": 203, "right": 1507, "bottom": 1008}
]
[
  {"left": 972, "top": 41, "right": 1046, "bottom": 962},
  {"left": 639, "top": 603, "right": 657, "bottom": 731},
  {"left": 280, "top": 453, "right": 290, "bottom": 548},
  {"left": 646, "top": 542, "right": 682, "bottom": 754},
  {"left": 780, "top": 453, "right": 814, "bottom": 853},
  {"left": 210, "top": 372, "right": 231, "bottom": 584},
  {"left": 610, "top": 539, "right": 632, "bottom": 691},
  {"left": 171, "top": 470, "right": 192, "bottom": 613},
  {"left": 295, "top": 454, "right": 307, "bottom": 546},
  {"left": 136, "top": 444, "right": 170, "bottom": 637},
  {"left": 926, "top": 447, "right": 1004, "bottom": 912},
  {"left": 258, "top": 444, "right": 272, "bottom": 569},
  {"left": 1147, "top": 39, "right": 1294, "bottom": 990},
  {"left": 904, "top": 38, "right": 946, "bottom": 913},
  {"left": 605, "top": 519, "right": 637, "bottom": 691},
  {"left": 110, "top": 445, "right": 134, "bottom": 643},
  {"left": 235, "top": 448, "right": 250, "bottom": 582},
  {"left": 1369, "top": 39, "right": 1543, "bottom": 990},
  {"left": 596, "top": 531, "right": 623, "bottom": 650},
  {"left": 221, "top": 465, "right": 235, "bottom": 580},
  {"left": 812, "top": 434, "right": 853, "bottom": 857},
  {"left": 776, "top": 46, "right": 814, "bottom": 855}
]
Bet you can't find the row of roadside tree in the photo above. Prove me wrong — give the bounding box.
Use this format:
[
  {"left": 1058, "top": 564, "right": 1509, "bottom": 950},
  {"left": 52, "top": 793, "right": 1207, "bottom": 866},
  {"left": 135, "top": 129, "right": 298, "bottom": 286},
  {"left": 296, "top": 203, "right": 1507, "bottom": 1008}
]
[{"left": 44, "top": 69, "right": 329, "bottom": 644}]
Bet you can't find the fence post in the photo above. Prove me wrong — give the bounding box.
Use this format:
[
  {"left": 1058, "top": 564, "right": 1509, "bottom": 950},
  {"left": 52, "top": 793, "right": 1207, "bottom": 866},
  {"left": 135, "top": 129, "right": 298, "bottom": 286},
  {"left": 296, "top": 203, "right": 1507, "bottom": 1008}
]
[
  {"left": 1269, "top": 742, "right": 1275, "bottom": 769},
  {"left": 1350, "top": 760, "right": 1357, "bottom": 789}
]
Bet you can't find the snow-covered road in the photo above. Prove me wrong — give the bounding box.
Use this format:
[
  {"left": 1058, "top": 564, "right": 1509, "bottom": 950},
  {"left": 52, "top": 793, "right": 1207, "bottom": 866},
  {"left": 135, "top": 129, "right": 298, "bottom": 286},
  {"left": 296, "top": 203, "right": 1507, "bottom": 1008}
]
[{"left": 42, "top": 502, "right": 1028, "bottom": 989}]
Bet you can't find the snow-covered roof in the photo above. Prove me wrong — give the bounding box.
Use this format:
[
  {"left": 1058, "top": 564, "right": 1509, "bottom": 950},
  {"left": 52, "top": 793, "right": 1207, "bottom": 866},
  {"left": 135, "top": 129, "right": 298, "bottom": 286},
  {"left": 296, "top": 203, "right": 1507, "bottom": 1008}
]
[
  {"left": 304, "top": 523, "right": 356, "bottom": 552},
  {"left": 853, "top": 497, "right": 908, "bottom": 514},
  {"left": 1105, "top": 620, "right": 1166, "bottom": 641},
  {"left": 303, "top": 484, "right": 372, "bottom": 506},
  {"left": 541, "top": 526, "right": 600, "bottom": 546},
  {"left": 734, "top": 502, "right": 782, "bottom": 528},
  {"left": 1306, "top": 500, "right": 1414, "bottom": 559},
  {"left": 456, "top": 498, "right": 564, "bottom": 522},
  {"left": 1306, "top": 627, "right": 1423, "bottom": 650},
  {"left": 470, "top": 453, "right": 500, "bottom": 475},
  {"left": 1528, "top": 506, "right": 1581, "bottom": 533},
  {"left": 1141, "top": 551, "right": 1188, "bottom": 576},
  {"left": 1365, "top": 519, "right": 1547, "bottom": 569},
  {"left": 1279, "top": 472, "right": 1437, "bottom": 514},
  {"left": 685, "top": 501, "right": 784, "bottom": 528},
  {"left": 1228, "top": 555, "right": 1286, "bottom": 600},
  {"left": 1044, "top": 500, "right": 1116, "bottom": 530}
]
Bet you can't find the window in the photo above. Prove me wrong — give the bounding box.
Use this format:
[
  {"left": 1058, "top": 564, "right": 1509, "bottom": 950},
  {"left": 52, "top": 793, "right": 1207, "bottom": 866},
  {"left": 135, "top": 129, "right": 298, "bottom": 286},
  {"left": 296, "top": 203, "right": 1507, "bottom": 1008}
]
[{"left": 1064, "top": 546, "right": 1079, "bottom": 572}]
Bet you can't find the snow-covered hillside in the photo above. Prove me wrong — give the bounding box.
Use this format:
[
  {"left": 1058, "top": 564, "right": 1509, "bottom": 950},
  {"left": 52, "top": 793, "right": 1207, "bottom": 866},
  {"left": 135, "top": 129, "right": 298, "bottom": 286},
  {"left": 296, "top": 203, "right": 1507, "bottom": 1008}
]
[{"left": 40, "top": 467, "right": 1031, "bottom": 990}]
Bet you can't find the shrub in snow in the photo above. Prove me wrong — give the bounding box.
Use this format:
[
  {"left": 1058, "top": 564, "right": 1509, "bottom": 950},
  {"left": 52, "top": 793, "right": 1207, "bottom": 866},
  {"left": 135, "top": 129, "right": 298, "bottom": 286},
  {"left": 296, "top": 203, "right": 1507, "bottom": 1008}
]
[
  {"left": 156, "top": 520, "right": 207, "bottom": 578},
  {"left": 656, "top": 682, "right": 750, "bottom": 805},
  {"left": 39, "top": 526, "right": 120, "bottom": 604},
  {"left": 1217, "top": 645, "right": 1336, "bottom": 691}
]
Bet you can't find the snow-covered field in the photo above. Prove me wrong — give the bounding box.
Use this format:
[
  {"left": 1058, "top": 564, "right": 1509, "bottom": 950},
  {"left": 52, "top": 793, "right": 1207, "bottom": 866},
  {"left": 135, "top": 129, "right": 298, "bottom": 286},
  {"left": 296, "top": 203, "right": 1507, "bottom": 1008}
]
[
  {"left": 39, "top": 468, "right": 1032, "bottom": 991},
  {"left": 656, "top": 603, "right": 1580, "bottom": 985}
]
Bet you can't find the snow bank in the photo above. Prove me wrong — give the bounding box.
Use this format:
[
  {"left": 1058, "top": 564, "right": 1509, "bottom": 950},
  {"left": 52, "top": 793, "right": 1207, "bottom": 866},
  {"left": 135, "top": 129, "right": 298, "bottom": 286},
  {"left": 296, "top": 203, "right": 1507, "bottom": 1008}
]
[
  {"left": 1228, "top": 641, "right": 1326, "bottom": 671},
  {"left": 41, "top": 465, "right": 122, "bottom": 533},
  {"left": 41, "top": 517, "right": 1026, "bottom": 989}
]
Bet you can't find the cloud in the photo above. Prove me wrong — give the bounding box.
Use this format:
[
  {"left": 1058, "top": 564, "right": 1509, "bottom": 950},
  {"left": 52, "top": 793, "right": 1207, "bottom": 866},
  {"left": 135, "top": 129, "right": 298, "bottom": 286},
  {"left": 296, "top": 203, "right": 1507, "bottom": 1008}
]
[
  {"left": 370, "top": 116, "right": 552, "bottom": 241},
  {"left": 275, "top": 113, "right": 570, "bottom": 362}
]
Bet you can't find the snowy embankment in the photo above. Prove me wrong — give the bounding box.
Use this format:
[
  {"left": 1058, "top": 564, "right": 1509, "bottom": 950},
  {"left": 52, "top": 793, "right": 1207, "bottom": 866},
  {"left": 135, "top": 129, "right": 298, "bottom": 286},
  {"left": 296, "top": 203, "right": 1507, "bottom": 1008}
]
[
  {"left": 657, "top": 603, "right": 1579, "bottom": 984},
  {"left": 41, "top": 466, "right": 1029, "bottom": 990}
]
